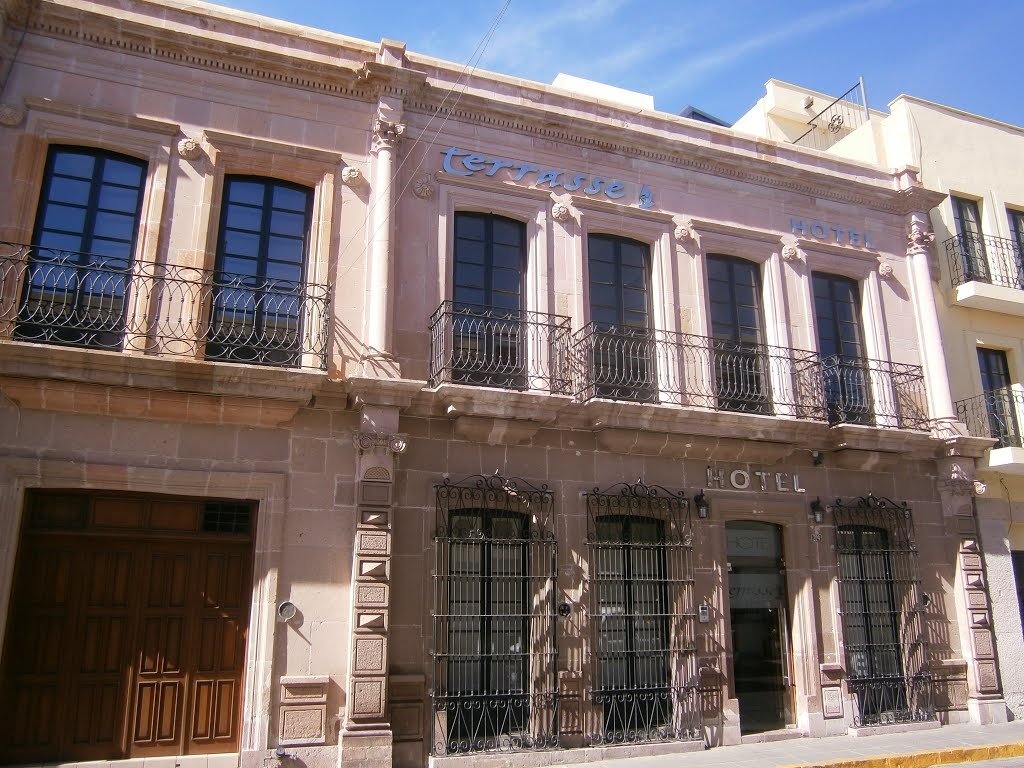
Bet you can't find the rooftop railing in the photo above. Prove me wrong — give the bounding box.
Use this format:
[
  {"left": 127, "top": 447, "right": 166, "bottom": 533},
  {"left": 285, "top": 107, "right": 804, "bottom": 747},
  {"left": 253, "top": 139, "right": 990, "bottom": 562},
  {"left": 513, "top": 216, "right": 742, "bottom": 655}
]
[
  {"left": 0, "top": 242, "right": 330, "bottom": 369},
  {"left": 792, "top": 79, "right": 870, "bottom": 152},
  {"left": 944, "top": 233, "right": 1023, "bottom": 290}
]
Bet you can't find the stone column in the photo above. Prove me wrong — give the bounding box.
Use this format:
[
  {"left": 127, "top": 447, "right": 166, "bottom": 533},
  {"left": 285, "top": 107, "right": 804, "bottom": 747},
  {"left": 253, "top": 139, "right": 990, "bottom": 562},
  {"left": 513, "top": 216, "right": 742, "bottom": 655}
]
[
  {"left": 363, "top": 115, "right": 405, "bottom": 376},
  {"left": 339, "top": 406, "right": 406, "bottom": 768},
  {"left": 938, "top": 458, "right": 1008, "bottom": 724},
  {"left": 905, "top": 214, "right": 960, "bottom": 435}
]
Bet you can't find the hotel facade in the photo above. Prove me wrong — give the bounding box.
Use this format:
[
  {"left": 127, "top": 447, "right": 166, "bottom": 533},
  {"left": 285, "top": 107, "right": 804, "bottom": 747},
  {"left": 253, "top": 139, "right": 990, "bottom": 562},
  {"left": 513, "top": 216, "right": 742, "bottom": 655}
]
[{"left": 0, "top": 3, "right": 1009, "bottom": 768}]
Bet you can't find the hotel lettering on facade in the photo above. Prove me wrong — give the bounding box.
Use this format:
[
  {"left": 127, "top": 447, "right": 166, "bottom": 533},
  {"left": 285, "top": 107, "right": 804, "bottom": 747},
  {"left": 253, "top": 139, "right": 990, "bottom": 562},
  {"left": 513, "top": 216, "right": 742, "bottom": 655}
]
[{"left": 0, "top": 2, "right": 1008, "bottom": 767}]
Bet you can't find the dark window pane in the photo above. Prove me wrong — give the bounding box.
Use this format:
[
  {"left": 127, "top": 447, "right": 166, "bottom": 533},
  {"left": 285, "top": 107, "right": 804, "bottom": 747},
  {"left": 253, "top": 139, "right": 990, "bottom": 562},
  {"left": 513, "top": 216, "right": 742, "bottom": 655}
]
[
  {"left": 225, "top": 203, "right": 262, "bottom": 232},
  {"left": 267, "top": 236, "right": 304, "bottom": 265},
  {"left": 272, "top": 185, "right": 307, "bottom": 211},
  {"left": 102, "top": 158, "right": 144, "bottom": 187},
  {"left": 49, "top": 177, "right": 92, "bottom": 206},
  {"left": 52, "top": 152, "right": 96, "bottom": 178},
  {"left": 42, "top": 204, "right": 87, "bottom": 235}
]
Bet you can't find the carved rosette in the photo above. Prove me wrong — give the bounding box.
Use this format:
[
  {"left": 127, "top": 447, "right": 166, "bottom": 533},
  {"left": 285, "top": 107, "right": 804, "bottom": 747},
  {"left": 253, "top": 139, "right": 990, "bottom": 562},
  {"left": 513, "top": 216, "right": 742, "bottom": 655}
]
[
  {"left": 878, "top": 263, "right": 894, "bottom": 279},
  {"left": 0, "top": 103, "right": 25, "bottom": 127},
  {"left": 371, "top": 119, "right": 405, "bottom": 154},
  {"left": 354, "top": 431, "right": 408, "bottom": 455},
  {"left": 412, "top": 173, "right": 435, "bottom": 200},
  {"left": 674, "top": 222, "right": 694, "bottom": 242},
  {"left": 551, "top": 202, "right": 572, "bottom": 222},
  {"left": 781, "top": 244, "right": 802, "bottom": 263},
  {"left": 907, "top": 220, "right": 935, "bottom": 256},
  {"left": 341, "top": 166, "right": 365, "bottom": 187},
  {"left": 177, "top": 136, "right": 202, "bottom": 160}
]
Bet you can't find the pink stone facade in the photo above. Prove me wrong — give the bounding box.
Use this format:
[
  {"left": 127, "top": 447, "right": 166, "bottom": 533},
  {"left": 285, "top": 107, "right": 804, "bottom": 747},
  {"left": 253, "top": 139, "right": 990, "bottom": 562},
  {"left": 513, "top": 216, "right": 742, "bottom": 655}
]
[{"left": 0, "top": 2, "right": 1008, "bottom": 767}]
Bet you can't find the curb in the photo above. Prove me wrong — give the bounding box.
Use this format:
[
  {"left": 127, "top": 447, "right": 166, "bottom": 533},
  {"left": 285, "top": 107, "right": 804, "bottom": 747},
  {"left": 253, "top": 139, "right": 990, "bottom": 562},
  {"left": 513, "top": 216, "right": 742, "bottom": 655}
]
[{"left": 784, "top": 741, "right": 1024, "bottom": 768}]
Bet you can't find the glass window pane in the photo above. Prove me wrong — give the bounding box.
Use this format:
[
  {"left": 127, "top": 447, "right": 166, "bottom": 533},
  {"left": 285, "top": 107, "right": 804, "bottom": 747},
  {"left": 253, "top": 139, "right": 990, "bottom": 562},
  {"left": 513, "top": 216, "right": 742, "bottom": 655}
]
[
  {"left": 225, "top": 203, "right": 262, "bottom": 232},
  {"left": 50, "top": 177, "right": 92, "bottom": 206},
  {"left": 228, "top": 180, "right": 265, "bottom": 206},
  {"left": 272, "top": 185, "right": 308, "bottom": 212},
  {"left": 52, "top": 151, "right": 96, "bottom": 178},
  {"left": 102, "top": 158, "right": 144, "bottom": 188}
]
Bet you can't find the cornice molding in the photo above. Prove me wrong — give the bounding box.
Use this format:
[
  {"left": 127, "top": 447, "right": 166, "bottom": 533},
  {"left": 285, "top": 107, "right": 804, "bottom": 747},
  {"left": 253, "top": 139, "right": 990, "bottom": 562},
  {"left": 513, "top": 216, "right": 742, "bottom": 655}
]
[
  {"left": 27, "top": 5, "right": 371, "bottom": 102},
  {"left": 25, "top": 95, "right": 179, "bottom": 135}
]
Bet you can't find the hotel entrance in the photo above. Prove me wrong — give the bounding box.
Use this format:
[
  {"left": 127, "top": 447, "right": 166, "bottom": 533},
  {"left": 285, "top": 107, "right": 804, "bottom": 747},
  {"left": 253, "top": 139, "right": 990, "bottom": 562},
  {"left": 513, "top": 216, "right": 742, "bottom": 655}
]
[{"left": 726, "top": 521, "right": 792, "bottom": 734}]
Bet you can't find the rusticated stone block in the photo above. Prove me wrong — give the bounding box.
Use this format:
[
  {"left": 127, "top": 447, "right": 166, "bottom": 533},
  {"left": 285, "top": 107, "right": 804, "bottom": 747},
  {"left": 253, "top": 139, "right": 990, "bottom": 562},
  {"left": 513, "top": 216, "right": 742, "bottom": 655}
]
[
  {"left": 354, "top": 636, "right": 386, "bottom": 673},
  {"left": 351, "top": 678, "right": 385, "bottom": 717}
]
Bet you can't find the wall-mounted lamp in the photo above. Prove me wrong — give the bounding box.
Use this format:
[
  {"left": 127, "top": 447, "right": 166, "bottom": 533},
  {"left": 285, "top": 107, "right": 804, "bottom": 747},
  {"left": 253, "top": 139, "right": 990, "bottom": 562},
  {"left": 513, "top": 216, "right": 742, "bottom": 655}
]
[
  {"left": 694, "top": 490, "right": 709, "bottom": 519},
  {"left": 810, "top": 497, "right": 825, "bottom": 524}
]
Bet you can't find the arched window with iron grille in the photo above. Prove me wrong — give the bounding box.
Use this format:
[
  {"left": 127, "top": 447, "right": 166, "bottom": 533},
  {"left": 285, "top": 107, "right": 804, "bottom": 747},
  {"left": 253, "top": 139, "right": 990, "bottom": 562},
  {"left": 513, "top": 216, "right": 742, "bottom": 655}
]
[
  {"left": 830, "top": 494, "right": 934, "bottom": 726},
  {"left": 583, "top": 481, "right": 700, "bottom": 745},
  {"left": 431, "top": 475, "right": 558, "bottom": 755}
]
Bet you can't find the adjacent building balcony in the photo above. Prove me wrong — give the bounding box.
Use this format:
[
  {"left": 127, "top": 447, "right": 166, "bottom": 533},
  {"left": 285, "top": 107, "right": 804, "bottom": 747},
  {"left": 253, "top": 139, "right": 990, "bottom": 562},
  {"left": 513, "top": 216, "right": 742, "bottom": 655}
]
[
  {"left": 945, "top": 234, "right": 1024, "bottom": 315},
  {"left": 0, "top": 243, "right": 331, "bottom": 370},
  {"left": 956, "top": 387, "right": 1024, "bottom": 473}
]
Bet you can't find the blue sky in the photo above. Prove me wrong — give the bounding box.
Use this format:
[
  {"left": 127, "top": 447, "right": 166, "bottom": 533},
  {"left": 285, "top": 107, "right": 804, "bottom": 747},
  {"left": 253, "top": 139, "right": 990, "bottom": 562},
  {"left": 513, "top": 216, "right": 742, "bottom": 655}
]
[{"left": 217, "top": 0, "right": 1024, "bottom": 128}]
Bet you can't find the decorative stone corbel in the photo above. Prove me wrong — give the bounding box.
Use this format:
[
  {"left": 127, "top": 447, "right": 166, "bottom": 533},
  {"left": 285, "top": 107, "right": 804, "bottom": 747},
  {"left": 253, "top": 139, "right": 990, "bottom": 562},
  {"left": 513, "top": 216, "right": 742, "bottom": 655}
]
[
  {"left": 0, "top": 103, "right": 25, "bottom": 127},
  {"left": 353, "top": 431, "right": 408, "bottom": 455},
  {"left": 674, "top": 220, "right": 694, "bottom": 242},
  {"left": 551, "top": 201, "right": 573, "bottom": 223},
  {"left": 412, "top": 172, "right": 435, "bottom": 199},
  {"left": 878, "top": 262, "right": 894, "bottom": 279},
  {"left": 781, "top": 244, "right": 802, "bottom": 263},
  {"left": 341, "top": 166, "right": 365, "bottom": 187},
  {"left": 177, "top": 136, "right": 203, "bottom": 160}
]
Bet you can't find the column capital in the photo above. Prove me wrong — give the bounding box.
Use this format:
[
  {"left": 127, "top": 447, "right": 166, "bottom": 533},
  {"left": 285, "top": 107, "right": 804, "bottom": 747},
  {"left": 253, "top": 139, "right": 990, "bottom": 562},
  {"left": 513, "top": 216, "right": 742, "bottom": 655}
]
[
  {"left": 907, "top": 214, "right": 936, "bottom": 257},
  {"left": 371, "top": 119, "right": 405, "bottom": 154},
  {"left": 353, "top": 431, "right": 408, "bottom": 455}
]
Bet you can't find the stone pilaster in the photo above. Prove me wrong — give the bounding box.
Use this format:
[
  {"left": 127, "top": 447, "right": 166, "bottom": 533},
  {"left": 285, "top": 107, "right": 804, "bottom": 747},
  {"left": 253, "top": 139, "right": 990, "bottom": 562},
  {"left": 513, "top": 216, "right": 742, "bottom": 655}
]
[
  {"left": 340, "top": 406, "right": 406, "bottom": 768},
  {"left": 362, "top": 112, "right": 405, "bottom": 376},
  {"left": 937, "top": 458, "right": 1008, "bottom": 724}
]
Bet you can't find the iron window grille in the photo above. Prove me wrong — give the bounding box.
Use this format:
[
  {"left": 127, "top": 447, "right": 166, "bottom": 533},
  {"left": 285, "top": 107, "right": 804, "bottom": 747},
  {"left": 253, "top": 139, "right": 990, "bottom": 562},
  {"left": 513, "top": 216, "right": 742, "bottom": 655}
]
[
  {"left": 431, "top": 474, "right": 559, "bottom": 755},
  {"left": 830, "top": 494, "right": 934, "bottom": 726},
  {"left": 584, "top": 481, "right": 701, "bottom": 746}
]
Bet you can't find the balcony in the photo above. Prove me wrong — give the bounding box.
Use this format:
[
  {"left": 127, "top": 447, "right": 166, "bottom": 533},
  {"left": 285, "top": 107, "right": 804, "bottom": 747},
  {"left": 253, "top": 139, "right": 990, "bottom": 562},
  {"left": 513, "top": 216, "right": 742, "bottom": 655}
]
[
  {"left": 569, "top": 324, "right": 929, "bottom": 431},
  {"left": 428, "top": 301, "right": 572, "bottom": 394},
  {"left": 956, "top": 388, "right": 1024, "bottom": 473},
  {"left": 944, "top": 234, "right": 1024, "bottom": 315},
  {"left": 0, "top": 243, "right": 331, "bottom": 369}
]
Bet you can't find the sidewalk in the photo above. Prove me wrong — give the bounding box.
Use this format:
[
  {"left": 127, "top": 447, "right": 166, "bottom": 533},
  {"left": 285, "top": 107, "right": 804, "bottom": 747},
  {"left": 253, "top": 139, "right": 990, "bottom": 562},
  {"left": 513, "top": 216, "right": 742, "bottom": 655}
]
[{"left": 589, "top": 722, "right": 1024, "bottom": 768}]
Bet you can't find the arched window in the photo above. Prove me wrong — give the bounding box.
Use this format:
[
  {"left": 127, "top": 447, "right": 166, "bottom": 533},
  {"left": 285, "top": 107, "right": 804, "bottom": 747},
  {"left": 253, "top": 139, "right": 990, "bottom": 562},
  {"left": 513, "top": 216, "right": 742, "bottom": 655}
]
[
  {"left": 206, "top": 176, "right": 313, "bottom": 367},
  {"left": 586, "top": 234, "right": 654, "bottom": 401},
  {"left": 17, "top": 145, "right": 147, "bottom": 349}
]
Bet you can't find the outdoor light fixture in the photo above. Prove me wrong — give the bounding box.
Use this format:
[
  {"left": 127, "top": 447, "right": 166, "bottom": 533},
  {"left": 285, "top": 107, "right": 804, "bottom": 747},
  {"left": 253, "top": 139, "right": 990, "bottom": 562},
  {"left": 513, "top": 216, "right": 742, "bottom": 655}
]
[
  {"left": 810, "top": 497, "right": 825, "bottom": 524},
  {"left": 694, "top": 490, "right": 709, "bottom": 519}
]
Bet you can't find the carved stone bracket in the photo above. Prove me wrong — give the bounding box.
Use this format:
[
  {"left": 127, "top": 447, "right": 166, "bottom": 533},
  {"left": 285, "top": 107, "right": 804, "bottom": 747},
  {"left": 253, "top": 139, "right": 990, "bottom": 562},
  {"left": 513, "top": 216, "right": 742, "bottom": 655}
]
[
  {"left": 0, "top": 103, "right": 25, "bottom": 127},
  {"left": 177, "top": 136, "right": 203, "bottom": 160},
  {"left": 781, "top": 243, "right": 803, "bottom": 263},
  {"left": 372, "top": 118, "right": 405, "bottom": 153},
  {"left": 878, "top": 262, "right": 894, "bottom": 279},
  {"left": 412, "top": 172, "right": 435, "bottom": 199},
  {"left": 674, "top": 220, "right": 694, "bottom": 242},
  {"left": 551, "top": 202, "right": 573, "bottom": 222},
  {"left": 341, "top": 166, "right": 365, "bottom": 187}
]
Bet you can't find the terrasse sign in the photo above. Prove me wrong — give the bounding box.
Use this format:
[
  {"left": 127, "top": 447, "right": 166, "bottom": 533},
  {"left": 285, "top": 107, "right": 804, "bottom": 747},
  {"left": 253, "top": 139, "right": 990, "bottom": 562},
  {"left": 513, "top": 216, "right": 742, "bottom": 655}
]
[{"left": 442, "top": 147, "right": 655, "bottom": 209}]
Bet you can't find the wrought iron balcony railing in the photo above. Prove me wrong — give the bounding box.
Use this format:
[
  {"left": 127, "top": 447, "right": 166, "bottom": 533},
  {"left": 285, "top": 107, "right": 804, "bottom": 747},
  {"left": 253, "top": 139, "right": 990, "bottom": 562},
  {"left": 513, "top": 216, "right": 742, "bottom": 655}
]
[
  {"left": 944, "top": 233, "right": 1024, "bottom": 290},
  {"left": 428, "top": 301, "right": 572, "bottom": 393},
  {"left": 956, "top": 387, "right": 1024, "bottom": 448},
  {"left": 570, "top": 326, "right": 929, "bottom": 430},
  {"left": 0, "top": 243, "right": 330, "bottom": 369},
  {"left": 821, "top": 355, "right": 929, "bottom": 430},
  {"left": 572, "top": 323, "right": 828, "bottom": 418}
]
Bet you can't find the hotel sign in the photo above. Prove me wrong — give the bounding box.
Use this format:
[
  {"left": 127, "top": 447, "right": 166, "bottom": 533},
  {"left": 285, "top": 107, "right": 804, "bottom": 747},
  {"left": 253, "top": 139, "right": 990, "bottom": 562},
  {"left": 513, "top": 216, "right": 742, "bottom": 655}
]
[
  {"left": 442, "top": 147, "right": 655, "bottom": 209},
  {"left": 706, "top": 466, "right": 806, "bottom": 493},
  {"left": 791, "top": 217, "right": 874, "bottom": 249}
]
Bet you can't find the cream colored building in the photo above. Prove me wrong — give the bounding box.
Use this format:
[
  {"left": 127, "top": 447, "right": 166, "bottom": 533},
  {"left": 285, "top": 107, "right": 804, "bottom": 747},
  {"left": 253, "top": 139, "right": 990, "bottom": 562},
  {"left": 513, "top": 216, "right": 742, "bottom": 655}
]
[
  {"left": 0, "top": 4, "right": 1010, "bottom": 768},
  {"left": 737, "top": 79, "right": 1024, "bottom": 717}
]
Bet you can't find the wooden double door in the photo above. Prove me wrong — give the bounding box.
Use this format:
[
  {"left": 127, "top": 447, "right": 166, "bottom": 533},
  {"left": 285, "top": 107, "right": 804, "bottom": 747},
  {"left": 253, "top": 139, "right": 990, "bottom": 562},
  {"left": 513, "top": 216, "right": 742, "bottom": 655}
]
[{"left": 0, "top": 492, "right": 253, "bottom": 764}]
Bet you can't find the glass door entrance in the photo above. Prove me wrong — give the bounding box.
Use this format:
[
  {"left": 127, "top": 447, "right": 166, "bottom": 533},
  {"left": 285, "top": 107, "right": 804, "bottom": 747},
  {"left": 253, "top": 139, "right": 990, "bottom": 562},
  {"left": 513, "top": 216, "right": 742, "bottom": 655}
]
[{"left": 726, "top": 521, "right": 792, "bottom": 734}]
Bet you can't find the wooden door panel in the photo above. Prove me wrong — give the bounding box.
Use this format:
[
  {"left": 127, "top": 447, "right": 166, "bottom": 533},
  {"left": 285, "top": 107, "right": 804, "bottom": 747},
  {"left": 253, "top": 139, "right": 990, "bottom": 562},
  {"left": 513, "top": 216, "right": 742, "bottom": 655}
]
[{"left": 1, "top": 493, "right": 254, "bottom": 765}]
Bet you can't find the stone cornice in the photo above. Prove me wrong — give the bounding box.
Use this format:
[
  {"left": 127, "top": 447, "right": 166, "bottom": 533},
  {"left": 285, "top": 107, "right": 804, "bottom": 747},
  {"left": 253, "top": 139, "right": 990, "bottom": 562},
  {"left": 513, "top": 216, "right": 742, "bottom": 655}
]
[
  {"left": 26, "top": 95, "right": 180, "bottom": 135},
  {"left": 28, "top": 0, "right": 371, "bottom": 101}
]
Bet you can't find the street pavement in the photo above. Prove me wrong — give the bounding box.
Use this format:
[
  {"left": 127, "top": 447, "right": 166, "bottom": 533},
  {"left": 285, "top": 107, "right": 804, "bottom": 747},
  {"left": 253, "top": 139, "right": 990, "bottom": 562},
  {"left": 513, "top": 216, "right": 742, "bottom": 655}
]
[{"left": 582, "top": 721, "right": 1024, "bottom": 768}]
